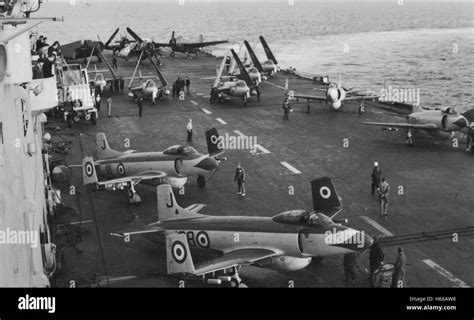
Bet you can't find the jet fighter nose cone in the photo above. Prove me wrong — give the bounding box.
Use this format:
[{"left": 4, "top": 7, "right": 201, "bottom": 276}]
[
  {"left": 194, "top": 157, "right": 218, "bottom": 171},
  {"left": 454, "top": 116, "right": 469, "bottom": 128},
  {"left": 327, "top": 88, "right": 338, "bottom": 103}
]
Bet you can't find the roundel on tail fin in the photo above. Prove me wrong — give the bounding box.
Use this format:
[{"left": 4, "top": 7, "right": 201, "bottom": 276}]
[
  {"left": 311, "top": 177, "right": 341, "bottom": 212},
  {"left": 85, "top": 162, "right": 94, "bottom": 177},
  {"left": 172, "top": 240, "right": 187, "bottom": 264}
]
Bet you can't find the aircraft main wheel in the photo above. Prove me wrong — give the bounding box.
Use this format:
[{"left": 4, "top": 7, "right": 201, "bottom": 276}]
[
  {"left": 127, "top": 189, "right": 134, "bottom": 199},
  {"left": 313, "top": 257, "right": 324, "bottom": 264},
  {"left": 197, "top": 175, "right": 206, "bottom": 188},
  {"left": 90, "top": 113, "right": 97, "bottom": 125},
  {"left": 229, "top": 278, "right": 240, "bottom": 288}
]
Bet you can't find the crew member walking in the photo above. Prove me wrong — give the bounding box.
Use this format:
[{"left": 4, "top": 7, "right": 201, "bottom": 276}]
[
  {"left": 378, "top": 177, "right": 390, "bottom": 218},
  {"left": 369, "top": 235, "right": 384, "bottom": 287},
  {"left": 371, "top": 162, "right": 382, "bottom": 195},
  {"left": 112, "top": 56, "right": 118, "bottom": 69},
  {"left": 186, "top": 119, "right": 193, "bottom": 142},
  {"left": 391, "top": 247, "right": 407, "bottom": 288},
  {"left": 234, "top": 163, "right": 246, "bottom": 196}
]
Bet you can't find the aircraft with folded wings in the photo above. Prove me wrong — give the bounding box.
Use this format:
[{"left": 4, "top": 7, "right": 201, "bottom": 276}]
[
  {"left": 242, "top": 36, "right": 279, "bottom": 78},
  {"left": 112, "top": 177, "right": 373, "bottom": 287},
  {"left": 153, "top": 31, "right": 228, "bottom": 57},
  {"left": 82, "top": 129, "right": 225, "bottom": 203},
  {"left": 86, "top": 36, "right": 170, "bottom": 103},
  {"left": 362, "top": 105, "right": 469, "bottom": 146},
  {"left": 210, "top": 49, "right": 261, "bottom": 107}
]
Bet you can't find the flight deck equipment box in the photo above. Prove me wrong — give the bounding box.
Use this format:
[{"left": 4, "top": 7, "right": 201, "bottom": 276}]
[{"left": 372, "top": 263, "right": 394, "bottom": 288}]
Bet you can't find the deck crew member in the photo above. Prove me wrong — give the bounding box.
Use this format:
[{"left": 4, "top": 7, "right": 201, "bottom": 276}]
[
  {"left": 119, "top": 77, "right": 125, "bottom": 94},
  {"left": 282, "top": 98, "right": 292, "bottom": 120},
  {"left": 369, "top": 235, "right": 384, "bottom": 287},
  {"left": 371, "top": 162, "right": 382, "bottom": 195},
  {"left": 185, "top": 76, "right": 191, "bottom": 94},
  {"left": 95, "top": 94, "right": 101, "bottom": 112},
  {"left": 391, "top": 247, "right": 407, "bottom": 288},
  {"left": 186, "top": 119, "right": 193, "bottom": 142},
  {"left": 135, "top": 96, "right": 143, "bottom": 117},
  {"left": 343, "top": 252, "right": 356, "bottom": 285},
  {"left": 234, "top": 163, "right": 246, "bottom": 196},
  {"left": 172, "top": 83, "right": 177, "bottom": 99},
  {"left": 112, "top": 56, "right": 118, "bottom": 69},
  {"left": 466, "top": 123, "right": 474, "bottom": 153},
  {"left": 378, "top": 177, "right": 390, "bottom": 218},
  {"left": 107, "top": 97, "right": 112, "bottom": 118}
]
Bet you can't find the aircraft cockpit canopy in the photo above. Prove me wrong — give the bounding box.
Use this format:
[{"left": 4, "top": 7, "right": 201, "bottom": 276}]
[
  {"left": 163, "top": 145, "right": 198, "bottom": 156},
  {"left": 247, "top": 67, "right": 258, "bottom": 74},
  {"left": 145, "top": 79, "right": 156, "bottom": 88},
  {"left": 272, "top": 210, "right": 333, "bottom": 227},
  {"left": 236, "top": 80, "right": 247, "bottom": 87},
  {"left": 442, "top": 106, "right": 458, "bottom": 115}
]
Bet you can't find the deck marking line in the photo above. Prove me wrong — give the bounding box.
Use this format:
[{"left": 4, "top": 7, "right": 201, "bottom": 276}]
[
  {"left": 200, "top": 107, "right": 212, "bottom": 114},
  {"left": 190, "top": 100, "right": 198, "bottom": 106},
  {"left": 233, "top": 130, "right": 245, "bottom": 136},
  {"left": 360, "top": 216, "right": 394, "bottom": 236},
  {"left": 216, "top": 118, "right": 227, "bottom": 125},
  {"left": 264, "top": 81, "right": 286, "bottom": 90},
  {"left": 57, "top": 220, "right": 94, "bottom": 226},
  {"left": 422, "top": 259, "right": 470, "bottom": 288},
  {"left": 255, "top": 144, "right": 271, "bottom": 154},
  {"left": 280, "top": 161, "right": 301, "bottom": 174}
]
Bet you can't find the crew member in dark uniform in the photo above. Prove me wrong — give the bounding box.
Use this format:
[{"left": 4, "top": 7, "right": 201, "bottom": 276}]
[
  {"left": 371, "top": 162, "right": 382, "bottom": 195},
  {"left": 392, "top": 246, "right": 407, "bottom": 288},
  {"left": 282, "top": 98, "right": 291, "bottom": 120},
  {"left": 234, "top": 163, "right": 246, "bottom": 196},
  {"left": 343, "top": 252, "right": 356, "bottom": 285},
  {"left": 369, "top": 235, "right": 384, "bottom": 287}
]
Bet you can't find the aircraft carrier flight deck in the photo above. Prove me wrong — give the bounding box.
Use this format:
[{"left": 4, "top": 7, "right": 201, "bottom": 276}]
[{"left": 46, "top": 50, "right": 474, "bottom": 288}]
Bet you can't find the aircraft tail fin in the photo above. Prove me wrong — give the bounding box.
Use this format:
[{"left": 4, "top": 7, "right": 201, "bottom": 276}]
[
  {"left": 166, "top": 232, "right": 196, "bottom": 275},
  {"left": 311, "top": 177, "right": 342, "bottom": 213},
  {"left": 259, "top": 35, "right": 278, "bottom": 65},
  {"left": 157, "top": 185, "right": 201, "bottom": 221},
  {"left": 205, "top": 128, "right": 224, "bottom": 156},
  {"left": 82, "top": 156, "right": 98, "bottom": 185},
  {"left": 244, "top": 40, "right": 264, "bottom": 73},
  {"left": 95, "top": 133, "right": 123, "bottom": 160}
]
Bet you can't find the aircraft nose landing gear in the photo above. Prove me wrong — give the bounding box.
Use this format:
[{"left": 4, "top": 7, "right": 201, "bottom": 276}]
[
  {"left": 197, "top": 174, "right": 206, "bottom": 188},
  {"left": 127, "top": 185, "right": 141, "bottom": 205}
]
